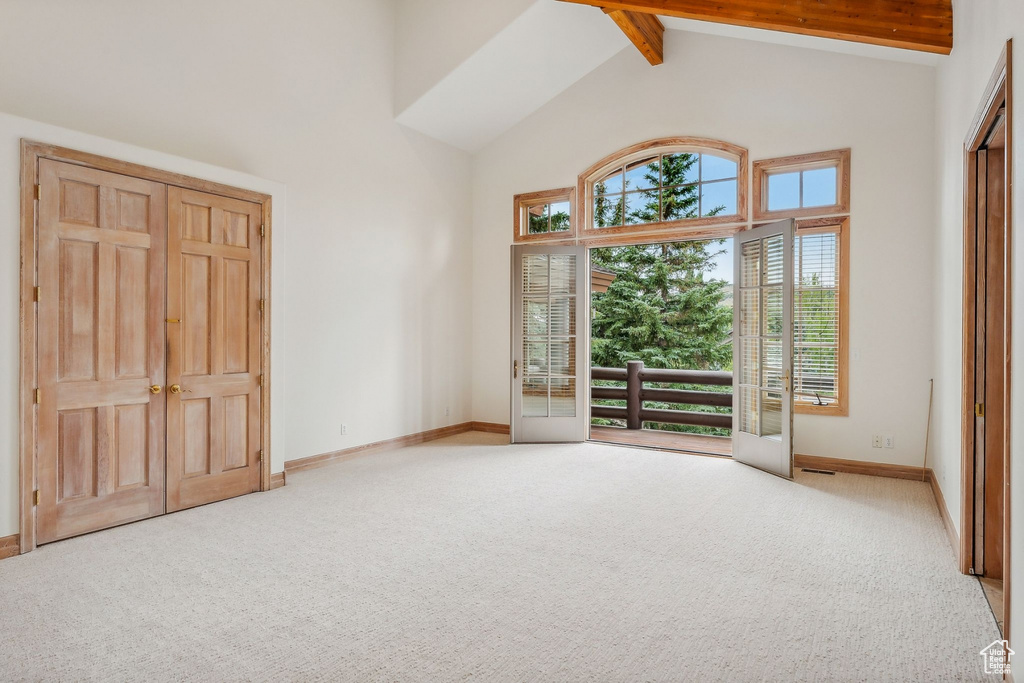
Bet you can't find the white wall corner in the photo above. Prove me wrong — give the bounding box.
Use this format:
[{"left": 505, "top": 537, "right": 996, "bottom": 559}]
[{"left": 395, "top": 0, "right": 628, "bottom": 152}]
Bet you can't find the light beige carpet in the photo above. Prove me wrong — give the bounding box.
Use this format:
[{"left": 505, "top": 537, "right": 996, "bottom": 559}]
[{"left": 0, "top": 433, "right": 999, "bottom": 682}]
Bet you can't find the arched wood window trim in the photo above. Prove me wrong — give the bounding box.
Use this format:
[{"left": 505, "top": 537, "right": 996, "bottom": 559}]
[{"left": 576, "top": 137, "right": 749, "bottom": 241}]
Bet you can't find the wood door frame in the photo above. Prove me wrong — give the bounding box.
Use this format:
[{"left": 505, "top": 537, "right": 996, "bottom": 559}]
[
  {"left": 959, "top": 40, "right": 1012, "bottom": 641},
  {"left": 18, "top": 140, "right": 273, "bottom": 554}
]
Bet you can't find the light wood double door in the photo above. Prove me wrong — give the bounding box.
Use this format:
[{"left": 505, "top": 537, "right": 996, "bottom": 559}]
[{"left": 36, "top": 160, "right": 264, "bottom": 544}]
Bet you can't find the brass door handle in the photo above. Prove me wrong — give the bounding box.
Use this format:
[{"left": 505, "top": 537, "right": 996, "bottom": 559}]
[
  {"left": 150, "top": 385, "right": 162, "bottom": 394},
  {"left": 169, "top": 384, "right": 191, "bottom": 394}
]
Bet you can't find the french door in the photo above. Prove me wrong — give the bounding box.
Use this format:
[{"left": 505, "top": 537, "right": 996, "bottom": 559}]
[
  {"left": 733, "top": 219, "right": 795, "bottom": 478},
  {"left": 35, "top": 159, "right": 264, "bottom": 543},
  {"left": 510, "top": 244, "right": 588, "bottom": 443}
]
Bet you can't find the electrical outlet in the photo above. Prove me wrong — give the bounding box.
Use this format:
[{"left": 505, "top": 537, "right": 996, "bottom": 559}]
[
  {"left": 872, "top": 435, "right": 882, "bottom": 448},
  {"left": 884, "top": 435, "right": 894, "bottom": 449},
  {"left": 341, "top": 423, "right": 348, "bottom": 436}
]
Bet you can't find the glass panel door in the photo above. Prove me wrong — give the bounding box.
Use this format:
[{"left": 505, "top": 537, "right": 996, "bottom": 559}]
[
  {"left": 511, "top": 245, "right": 587, "bottom": 443},
  {"left": 733, "top": 219, "right": 795, "bottom": 477}
]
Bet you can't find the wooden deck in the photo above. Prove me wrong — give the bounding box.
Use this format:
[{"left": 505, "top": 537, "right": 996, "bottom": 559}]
[{"left": 589, "top": 426, "right": 732, "bottom": 457}]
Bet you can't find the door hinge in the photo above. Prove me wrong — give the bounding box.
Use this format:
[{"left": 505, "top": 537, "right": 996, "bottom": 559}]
[
  {"left": 258, "top": 450, "right": 264, "bottom": 462},
  {"left": 260, "top": 223, "right": 265, "bottom": 238},
  {"left": 975, "top": 402, "right": 985, "bottom": 417},
  {"left": 259, "top": 299, "right": 265, "bottom": 313},
  {"left": 33, "top": 286, "right": 40, "bottom": 302},
  {"left": 259, "top": 374, "right": 264, "bottom": 387},
  {"left": 34, "top": 184, "right": 40, "bottom": 200},
  {"left": 34, "top": 388, "right": 40, "bottom": 404},
  {"left": 33, "top": 490, "right": 39, "bottom": 506}
]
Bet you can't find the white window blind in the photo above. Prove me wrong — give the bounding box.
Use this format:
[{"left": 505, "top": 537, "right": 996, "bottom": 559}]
[{"left": 794, "top": 230, "right": 840, "bottom": 405}]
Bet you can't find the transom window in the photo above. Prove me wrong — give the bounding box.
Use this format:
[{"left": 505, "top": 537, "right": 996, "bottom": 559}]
[
  {"left": 592, "top": 152, "right": 739, "bottom": 228},
  {"left": 579, "top": 138, "right": 748, "bottom": 238},
  {"left": 754, "top": 149, "right": 850, "bottom": 220},
  {"left": 513, "top": 187, "right": 575, "bottom": 242}
]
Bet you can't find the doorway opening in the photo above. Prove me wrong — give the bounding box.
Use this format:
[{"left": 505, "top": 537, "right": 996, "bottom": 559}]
[
  {"left": 588, "top": 238, "right": 734, "bottom": 457},
  {"left": 960, "top": 40, "right": 1012, "bottom": 640}
]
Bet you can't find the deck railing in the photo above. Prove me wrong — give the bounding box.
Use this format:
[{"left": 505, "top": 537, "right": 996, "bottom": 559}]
[{"left": 591, "top": 360, "right": 732, "bottom": 430}]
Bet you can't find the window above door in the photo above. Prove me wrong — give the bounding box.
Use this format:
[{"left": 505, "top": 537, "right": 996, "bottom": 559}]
[
  {"left": 579, "top": 137, "right": 749, "bottom": 240},
  {"left": 514, "top": 187, "right": 576, "bottom": 243},
  {"left": 753, "top": 149, "right": 851, "bottom": 220}
]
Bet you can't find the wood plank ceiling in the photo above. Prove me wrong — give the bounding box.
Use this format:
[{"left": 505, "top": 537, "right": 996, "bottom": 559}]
[{"left": 560, "top": 0, "right": 953, "bottom": 64}]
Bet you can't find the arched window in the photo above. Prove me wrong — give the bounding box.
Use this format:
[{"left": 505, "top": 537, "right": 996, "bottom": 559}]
[{"left": 577, "top": 137, "right": 748, "bottom": 238}]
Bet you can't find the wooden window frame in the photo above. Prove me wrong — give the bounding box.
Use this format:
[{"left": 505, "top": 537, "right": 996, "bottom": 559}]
[
  {"left": 752, "top": 216, "right": 849, "bottom": 416},
  {"left": 577, "top": 137, "right": 749, "bottom": 241},
  {"left": 753, "top": 149, "right": 851, "bottom": 221},
  {"left": 18, "top": 140, "right": 274, "bottom": 555},
  {"left": 513, "top": 187, "right": 576, "bottom": 243}
]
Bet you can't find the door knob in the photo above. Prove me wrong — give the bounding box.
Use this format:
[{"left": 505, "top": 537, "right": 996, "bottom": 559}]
[
  {"left": 169, "top": 384, "right": 189, "bottom": 394},
  {"left": 150, "top": 385, "right": 162, "bottom": 394}
]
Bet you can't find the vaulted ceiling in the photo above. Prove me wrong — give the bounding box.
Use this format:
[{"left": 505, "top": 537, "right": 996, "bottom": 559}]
[{"left": 393, "top": 0, "right": 951, "bottom": 152}]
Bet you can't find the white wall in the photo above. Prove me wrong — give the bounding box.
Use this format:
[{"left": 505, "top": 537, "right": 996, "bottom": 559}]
[
  {"left": 395, "top": 1, "right": 627, "bottom": 152},
  {"left": 931, "top": 0, "right": 1024, "bottom": 655},
  {"left": 0, "top": 0, "right": 475, "bottom": 538},
  {"left": 394, "top": 0, "right": 536, "bottom": 114},
  {"left": 471, "top": 30, "right": 938, "bottom": 467}
]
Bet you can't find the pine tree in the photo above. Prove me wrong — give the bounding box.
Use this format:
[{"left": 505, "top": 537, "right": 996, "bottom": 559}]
[{"left": 590, "top": 242, "right": 732, "bottom": 370}]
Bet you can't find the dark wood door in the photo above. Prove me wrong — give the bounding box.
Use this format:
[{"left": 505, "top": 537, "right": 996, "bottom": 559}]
[{"left": 973, "top": 142, "right": 1006, "bottom": 579}]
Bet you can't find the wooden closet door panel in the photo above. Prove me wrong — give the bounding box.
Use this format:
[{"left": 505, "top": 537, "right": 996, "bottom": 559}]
[
  {"left": 36, "top": 160, "right": 166, "bottom": 544},
  {"left": 983, "top": 147, "right": 1006, "bottom": 579},
  {"left": 166, "top": 187, "right": 262, "bottom": 512}
]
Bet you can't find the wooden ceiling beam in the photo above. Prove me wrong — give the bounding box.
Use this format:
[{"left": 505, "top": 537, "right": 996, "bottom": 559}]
[
  {"left": 605, "top": 8, "right": 665, "bottom": 65},
  {"left": 562, "top": 0, "right": 953, "bottom": 55}
]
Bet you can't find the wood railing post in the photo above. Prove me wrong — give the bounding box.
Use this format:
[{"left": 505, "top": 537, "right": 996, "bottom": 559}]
[{"left": 626, "top": 360, "right": 643, "bottom": 430}]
